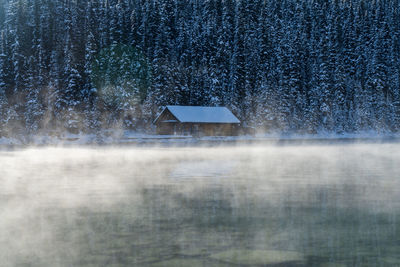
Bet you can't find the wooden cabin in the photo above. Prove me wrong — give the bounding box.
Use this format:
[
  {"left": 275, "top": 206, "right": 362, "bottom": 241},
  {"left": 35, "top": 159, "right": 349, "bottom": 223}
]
[{"left": 154, "top": 106, "right": 241, "bottom": 136}]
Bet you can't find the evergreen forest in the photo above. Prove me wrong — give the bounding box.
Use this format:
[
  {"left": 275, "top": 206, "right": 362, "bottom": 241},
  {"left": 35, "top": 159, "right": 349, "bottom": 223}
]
[{"left": 1, "top": 0, "right": 400, "bottom": 135}]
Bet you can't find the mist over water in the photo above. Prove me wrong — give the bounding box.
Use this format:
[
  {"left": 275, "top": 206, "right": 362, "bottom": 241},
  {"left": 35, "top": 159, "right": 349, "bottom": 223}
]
[{"left": 1, "top": 144, "right": 399, "bottom": 266}]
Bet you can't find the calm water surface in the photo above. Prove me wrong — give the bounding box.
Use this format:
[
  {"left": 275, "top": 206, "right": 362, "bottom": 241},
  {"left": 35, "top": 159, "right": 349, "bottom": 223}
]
[{"left": 0, "top": 144, "right": 399, "bottom": 266}]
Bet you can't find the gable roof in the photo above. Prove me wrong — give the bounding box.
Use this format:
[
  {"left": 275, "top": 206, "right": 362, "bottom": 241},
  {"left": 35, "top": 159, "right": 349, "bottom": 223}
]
[{"left": 155, "top": 106, "right": 240, "bottom": 124}]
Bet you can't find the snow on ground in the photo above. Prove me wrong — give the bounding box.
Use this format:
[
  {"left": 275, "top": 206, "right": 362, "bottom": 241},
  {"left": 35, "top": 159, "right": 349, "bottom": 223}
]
[
  {"left": 1, "top": 130, "right": 400, "bottom": 147},
  {"left": 257, "top": 130, "right": 400, "bottom": 141},
  {"left": 0, "top": 137, "right": 16, "bottom": 146}
]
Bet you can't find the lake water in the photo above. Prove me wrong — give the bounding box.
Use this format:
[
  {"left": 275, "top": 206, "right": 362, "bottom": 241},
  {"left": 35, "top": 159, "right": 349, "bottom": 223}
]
[{"left": 0, "top": 144, "right": 399, "bottom": 266}]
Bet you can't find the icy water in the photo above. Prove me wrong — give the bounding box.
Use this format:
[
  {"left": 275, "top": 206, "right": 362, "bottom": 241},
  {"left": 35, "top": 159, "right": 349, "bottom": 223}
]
[{"left": 0, "top": 144, "right": 399, "bottom": 267}]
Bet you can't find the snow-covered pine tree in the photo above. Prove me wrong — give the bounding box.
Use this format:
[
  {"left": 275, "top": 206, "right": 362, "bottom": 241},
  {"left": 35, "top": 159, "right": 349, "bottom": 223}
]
[
  {"left": 231, "top": 0, "right": 246, "bottom": 121},
  {"left": 23, "top": 0, "right": 44, "bottom": 133},
  {"left": 0, "top": 30, "right": 8, "bottom": 134}
]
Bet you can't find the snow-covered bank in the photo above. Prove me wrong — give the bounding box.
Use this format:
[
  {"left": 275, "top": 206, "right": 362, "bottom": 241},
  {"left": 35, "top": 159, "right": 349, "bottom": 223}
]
[
  {"left": 0, "top": 131, "right": 193, "bottom": 147},
  {"left": 256, "top": 130, "right": 400, "bottom": 141},
  {"left": 1, "top": 130, "right": 400, "bottom": 147}
]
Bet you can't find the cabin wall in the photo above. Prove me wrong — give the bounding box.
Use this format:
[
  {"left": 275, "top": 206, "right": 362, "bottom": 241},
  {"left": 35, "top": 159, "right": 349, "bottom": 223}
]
[
  {"left": 198, "top": 123, "right": 238, "bottom": 136},
  {"left": 156, "top": 123, "right": 177, "bottom": 135},
  {"left": 156, "top": 110, "right": 177, "bottom": 123},
  {"left": 156, "top": 122, "right": 239, "bottom": 136},
  {"left": 155, "top": 110, "right": 179, "bottom": 135}
]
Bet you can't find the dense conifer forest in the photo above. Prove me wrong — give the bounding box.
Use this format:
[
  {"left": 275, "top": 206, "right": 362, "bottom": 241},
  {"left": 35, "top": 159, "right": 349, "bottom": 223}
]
[{"left": 0, "top": 0, "right": 400, "bottom": 135}]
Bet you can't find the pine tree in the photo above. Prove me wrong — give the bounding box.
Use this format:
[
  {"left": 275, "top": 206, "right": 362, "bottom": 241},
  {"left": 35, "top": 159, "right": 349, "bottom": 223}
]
[
  {"left": 231, "top": 0, "right": 246, "bottom": 121},
  {"left": 0, "top": 32, "right": 8, "bottom": 134}
]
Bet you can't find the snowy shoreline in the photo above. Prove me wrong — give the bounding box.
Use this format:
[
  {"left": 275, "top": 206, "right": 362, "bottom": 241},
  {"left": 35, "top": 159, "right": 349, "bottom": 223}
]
[{"left": 1, "top": 130, "right": 400, "bottom": 148}]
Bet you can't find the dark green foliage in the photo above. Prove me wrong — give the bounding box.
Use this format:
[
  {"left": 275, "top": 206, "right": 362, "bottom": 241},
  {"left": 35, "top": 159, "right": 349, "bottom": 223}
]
[{"left": 91, "top": 44, "right": 151, "bottom": 104}]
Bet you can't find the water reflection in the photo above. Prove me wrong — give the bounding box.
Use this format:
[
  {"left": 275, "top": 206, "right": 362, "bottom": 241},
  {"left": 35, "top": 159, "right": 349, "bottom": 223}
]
[{"left": 0, "top": 144, "right": 399, "bottom": 266}]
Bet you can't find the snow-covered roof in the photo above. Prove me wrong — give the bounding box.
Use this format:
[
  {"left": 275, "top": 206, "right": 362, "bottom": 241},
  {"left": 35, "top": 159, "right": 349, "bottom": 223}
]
[{"left": 155, "top": 106, "right": 240, "bottom": 124}]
